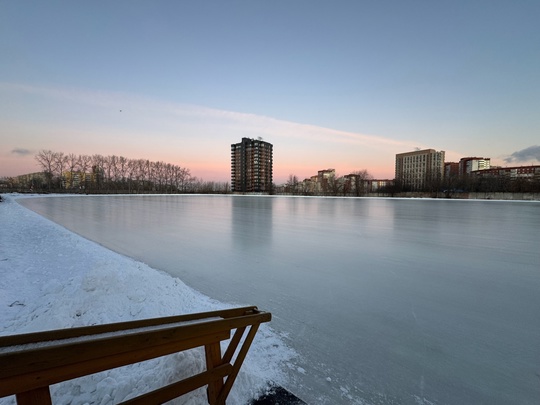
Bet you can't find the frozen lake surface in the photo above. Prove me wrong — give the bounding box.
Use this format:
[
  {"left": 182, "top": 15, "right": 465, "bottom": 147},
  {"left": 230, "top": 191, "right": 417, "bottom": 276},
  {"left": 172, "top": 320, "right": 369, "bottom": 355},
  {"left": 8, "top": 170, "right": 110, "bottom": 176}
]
[{"left": 20, "top": 195, "right": 540, "bottom": 404}]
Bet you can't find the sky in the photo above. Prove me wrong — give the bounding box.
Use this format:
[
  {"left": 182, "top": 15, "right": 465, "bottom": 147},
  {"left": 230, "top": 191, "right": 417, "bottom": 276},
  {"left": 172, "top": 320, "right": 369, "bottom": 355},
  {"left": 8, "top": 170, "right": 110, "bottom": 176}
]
[{"left": 1, "top": 1, "right": 539, "bottom": 184}]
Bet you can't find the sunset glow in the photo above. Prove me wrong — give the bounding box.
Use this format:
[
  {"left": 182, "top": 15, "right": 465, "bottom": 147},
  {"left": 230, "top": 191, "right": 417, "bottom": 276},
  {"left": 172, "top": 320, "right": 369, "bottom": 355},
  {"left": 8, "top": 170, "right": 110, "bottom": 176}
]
[{"left": 1, "top": 2, "right": 539, "bottom": 184}]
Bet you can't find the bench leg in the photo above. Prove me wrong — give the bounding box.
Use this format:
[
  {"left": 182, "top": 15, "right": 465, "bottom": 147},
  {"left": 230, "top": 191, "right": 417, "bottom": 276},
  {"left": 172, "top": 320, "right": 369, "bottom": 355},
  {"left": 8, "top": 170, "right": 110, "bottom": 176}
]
[
  {"left": 16, "top": 387, "right": 52, "bottom": 405},
  {"left": 205, "top": 342, "right": 224, "bottom": 405}
]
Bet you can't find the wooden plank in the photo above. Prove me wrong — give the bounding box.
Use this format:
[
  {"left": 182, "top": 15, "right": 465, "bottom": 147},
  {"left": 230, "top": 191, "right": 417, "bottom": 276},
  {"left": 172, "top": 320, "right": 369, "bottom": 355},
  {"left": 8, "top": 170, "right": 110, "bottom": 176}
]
[
  {"left": 222, "top": 326, "right": 246, "bottom": 364},
  {"left": 218, "top": 324, "right": 261, "bottom": 404},
  {"left": 119, "top": 364, "right": 233, "bottom": 405},
  {"left": 0, "top": 307, "right": 261, "bottom": 348},
  {"left": 205, "top": 342, "right": 224, "bottom": 404},
  {"left": 15, "top": 386, "right": 52, "bottom": 405}
]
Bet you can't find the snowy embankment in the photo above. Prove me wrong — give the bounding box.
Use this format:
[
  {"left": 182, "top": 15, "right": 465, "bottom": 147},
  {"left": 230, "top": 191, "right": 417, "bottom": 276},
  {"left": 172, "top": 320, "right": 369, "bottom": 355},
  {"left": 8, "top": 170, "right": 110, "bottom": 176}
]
[{"left": 0, "top": 195, "right": 296, "bottom": 404}]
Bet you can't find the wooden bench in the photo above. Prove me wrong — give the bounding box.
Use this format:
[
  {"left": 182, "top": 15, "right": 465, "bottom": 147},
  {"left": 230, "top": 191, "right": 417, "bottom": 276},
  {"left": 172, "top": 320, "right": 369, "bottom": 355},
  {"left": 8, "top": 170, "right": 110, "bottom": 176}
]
[{"left": 0, "top": 306, "right": 271, "bottom": 405}]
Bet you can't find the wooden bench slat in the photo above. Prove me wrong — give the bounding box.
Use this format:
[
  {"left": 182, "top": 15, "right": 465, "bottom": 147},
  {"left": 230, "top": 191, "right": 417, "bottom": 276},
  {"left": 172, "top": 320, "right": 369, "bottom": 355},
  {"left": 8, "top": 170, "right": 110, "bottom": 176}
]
[
  {"left": 0, "top": 306, "right": 260, "bottom": 348},
  {"left": 119, "top": 363, "right": 233, "bottom": 405}
]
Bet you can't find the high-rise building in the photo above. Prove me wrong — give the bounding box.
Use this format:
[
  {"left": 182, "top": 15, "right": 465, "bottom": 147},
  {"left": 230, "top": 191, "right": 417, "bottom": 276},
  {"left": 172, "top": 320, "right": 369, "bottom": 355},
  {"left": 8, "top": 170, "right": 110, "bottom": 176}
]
[
  {"left": 395, "top": 149, "right": 445, "bottom": 190},
  {"left": 231, "top": 138, "right": 273, "bottom": 193}
]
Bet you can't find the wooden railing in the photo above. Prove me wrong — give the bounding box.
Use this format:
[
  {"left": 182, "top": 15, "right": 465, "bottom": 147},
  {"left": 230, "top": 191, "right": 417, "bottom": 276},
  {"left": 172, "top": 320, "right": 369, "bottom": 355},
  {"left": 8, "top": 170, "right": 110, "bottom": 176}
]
[{"left": 0, "top": 306, "right": 271, "bottom": 405}]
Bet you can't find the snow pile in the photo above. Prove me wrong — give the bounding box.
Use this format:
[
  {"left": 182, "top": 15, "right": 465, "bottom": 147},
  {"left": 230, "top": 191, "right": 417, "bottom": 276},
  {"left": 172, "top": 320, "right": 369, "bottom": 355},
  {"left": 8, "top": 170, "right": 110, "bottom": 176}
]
[{"left": 0, "top": 195, "right": 296, "bottom": 404}]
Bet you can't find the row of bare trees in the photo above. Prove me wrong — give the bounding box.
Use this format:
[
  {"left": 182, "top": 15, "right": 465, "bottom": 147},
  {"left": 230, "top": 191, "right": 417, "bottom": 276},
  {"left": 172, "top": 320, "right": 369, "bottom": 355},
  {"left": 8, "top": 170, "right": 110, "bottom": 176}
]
[{"left": 33, "top": 150, "right": 229, "bottom": 194}]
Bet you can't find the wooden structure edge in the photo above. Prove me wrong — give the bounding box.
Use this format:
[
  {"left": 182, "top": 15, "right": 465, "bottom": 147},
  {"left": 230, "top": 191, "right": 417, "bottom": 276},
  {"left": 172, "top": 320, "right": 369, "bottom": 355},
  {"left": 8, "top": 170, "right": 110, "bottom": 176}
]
[{"left": 0, "top": 306, "right": 271, "bottom": 405}]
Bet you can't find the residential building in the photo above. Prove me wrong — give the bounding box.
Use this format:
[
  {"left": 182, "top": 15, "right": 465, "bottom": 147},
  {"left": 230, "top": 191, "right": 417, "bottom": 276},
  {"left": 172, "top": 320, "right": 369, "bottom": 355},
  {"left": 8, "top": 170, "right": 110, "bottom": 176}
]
[
  {"left": 301, "top": 175, "right": 319, "bottom": 194},
  {"left": 459, "top": 157, "right": 491, "bottom": 176},
  {"left": 342, "top": 175, "right": 393, "bottom": 195},
  {"left": 317, "top": 169, "right": 336, "bottom": 194},
  {"left": 11, "top": 172, "right": 47, "bottom": 190},
  {"left": 444, "top": 162, "right": 459, "bottom": 178},
  {"left": 369, "top": 179, "right": 394, "bottom": 192},
  {"left": 471, "top": 165, "right": 540, "bottom": 180},
  {"left": 395, "top": 149, "right": 445, "bottom": 190},
  {"left": 231, "top": 138, "right": 273, "bottom": 193},
  {"left": 63, "top": 171, "right": 90, "bottom": 189},
  {"left": 297, "top": 170, "right": 393, "bottom": 195}
]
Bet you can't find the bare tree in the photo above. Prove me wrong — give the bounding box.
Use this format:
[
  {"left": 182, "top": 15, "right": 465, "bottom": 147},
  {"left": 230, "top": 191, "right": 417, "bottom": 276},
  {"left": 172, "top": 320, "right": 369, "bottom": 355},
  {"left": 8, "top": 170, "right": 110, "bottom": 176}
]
[
  {"left": 323, "top": 173, "right": 342, "bottom": 196},
  {"left": 106, "top": 155, "right": 120, "bottom": 188},
  {"left": 153, "top": 161, "right": 165, "bottom": 192},
  {"left": 53, "top": 152, "right": 68, "bottom": 189},
  {"left": 63, "top": 153, "right": 78, "bottom": 189},
  {"left": 164, "top": 163, "right": 175, "bottom": 193},
  {"left": 33, "top": 150, "right": 199, "bottom": 194},
  {"left": 90, "top": 154, "right": 105, "bottom": 191},
  {"left": 117, "top": 156, "right": 128, "bottom": 189},
  {"left": 126, "top": 159, "right": 139, "bottom": 193},
  {"left": 77, "top": 154, "right": 92, "bottom": 190},
  {"left": 35, "top": 150, "right": 57, "bottom": 190},
  {"left": 351, "top": 169, "right": 372, "bottom": 196},
  {"left": 139, "top": 160, "right": 151, "bottom": 192},
  {"left": 285, "top": 174, "right": 299, "bottom": 194}
]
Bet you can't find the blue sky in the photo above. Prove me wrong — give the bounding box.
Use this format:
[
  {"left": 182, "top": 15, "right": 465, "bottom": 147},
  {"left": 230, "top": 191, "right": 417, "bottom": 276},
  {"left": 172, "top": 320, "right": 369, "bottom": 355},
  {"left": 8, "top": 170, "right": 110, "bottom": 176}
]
[{"left": 1, "top": 1, "right": 539, "bottom": 183}]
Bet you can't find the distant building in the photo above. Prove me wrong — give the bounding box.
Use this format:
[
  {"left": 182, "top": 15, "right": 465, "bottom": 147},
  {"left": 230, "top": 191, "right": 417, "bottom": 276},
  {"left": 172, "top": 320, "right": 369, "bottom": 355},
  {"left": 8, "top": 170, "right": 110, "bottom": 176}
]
[
  {"left": 298, "top": 169, "right": 393, "bottom": 195},
  {"left": 395, "top": 149, "right": 445, "bottom": 190},
  {"left": 231, "top": 138, "right": 273, "bottom": 193},
  {"left": 369, "top": 179, "right": 394, "bottom": 192},
  {"left": 11, "top": 172, "right": 47, "bottom": 190},
  {"left": 63, "top": 171, "right": 91, "bottom": 189},
  {"left": 459, "top": 157, "right": 491, "bottom": 176},
  {"left": 444, "top": 162, "right": 459, "bottom": 178},
  {"left": 342, "top": 175, "right": 394, "bottom": 194},
  {"left": 471, "top": 165, "right": 540, "bottom": 180},
  {"left": 302, "top": 175, "right": 319, "bottom": 194},
  {"left": 317, "top": 169, "right": 335, "bottom": 192},
  {"left": 317, "top": 169, "right": 335, "bottom": 181}
]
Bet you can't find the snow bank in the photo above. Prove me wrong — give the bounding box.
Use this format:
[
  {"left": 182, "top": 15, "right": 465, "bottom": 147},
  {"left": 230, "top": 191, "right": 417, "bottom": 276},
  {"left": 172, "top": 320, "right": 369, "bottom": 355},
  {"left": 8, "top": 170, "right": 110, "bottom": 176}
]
[{"left": 0, "top": 195, "right": 296, "bottom": 404}]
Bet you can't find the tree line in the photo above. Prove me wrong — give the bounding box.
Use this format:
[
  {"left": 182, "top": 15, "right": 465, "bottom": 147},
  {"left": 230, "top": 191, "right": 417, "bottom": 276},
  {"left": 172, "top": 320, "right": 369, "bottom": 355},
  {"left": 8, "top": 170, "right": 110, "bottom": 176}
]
[
  {"left": 282, "top": 169, "right": 540, "bottom": 196},
  {"left": 31, "top": 150, "right": 230, "bottom": 194},
  {"left": 441, "top": 173, "right": 540, "bottom": 194}
]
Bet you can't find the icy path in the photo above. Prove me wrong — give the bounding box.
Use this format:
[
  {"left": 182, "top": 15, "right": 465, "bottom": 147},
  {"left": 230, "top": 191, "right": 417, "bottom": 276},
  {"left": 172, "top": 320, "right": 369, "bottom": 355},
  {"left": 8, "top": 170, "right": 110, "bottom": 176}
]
[{"left": 0, "top": 195, "right": 295, "bottom": 405}]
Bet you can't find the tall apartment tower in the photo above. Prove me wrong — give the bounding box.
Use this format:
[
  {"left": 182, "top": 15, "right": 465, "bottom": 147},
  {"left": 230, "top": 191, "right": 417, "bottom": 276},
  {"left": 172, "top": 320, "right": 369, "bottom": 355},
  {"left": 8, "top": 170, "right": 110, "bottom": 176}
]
[
  {"left": 395, "top": 149, "right": 445, "bottom": 190},
  {"left": 231, "top": 138, "right": 273, "bottom": 193}
]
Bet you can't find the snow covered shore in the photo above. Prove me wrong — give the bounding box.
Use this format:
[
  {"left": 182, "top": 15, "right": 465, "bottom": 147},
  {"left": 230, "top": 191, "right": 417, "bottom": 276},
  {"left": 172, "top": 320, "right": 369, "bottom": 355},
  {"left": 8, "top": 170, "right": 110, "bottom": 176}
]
[{"left": 0, "top": 195, "right": 295, "bottom": 404}]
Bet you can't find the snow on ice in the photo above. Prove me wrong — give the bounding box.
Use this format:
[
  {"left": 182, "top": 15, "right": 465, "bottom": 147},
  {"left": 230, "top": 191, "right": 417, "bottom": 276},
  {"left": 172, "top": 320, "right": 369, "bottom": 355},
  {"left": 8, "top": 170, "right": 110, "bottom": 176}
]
[{"left": 0, "top": 195, "right": 296, "bottom": 404}]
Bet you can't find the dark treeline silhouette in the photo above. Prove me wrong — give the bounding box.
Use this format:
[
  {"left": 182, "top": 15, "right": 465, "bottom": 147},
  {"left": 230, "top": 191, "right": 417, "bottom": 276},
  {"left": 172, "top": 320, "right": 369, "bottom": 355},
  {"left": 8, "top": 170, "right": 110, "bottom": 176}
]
[
  {"left": 441, "top": 173, "right": 540, "bottom": 193},
  {"left": 281, "top": 169, "right": 540, "bottom": 197},
  {"left": 386, "top": 173, "right": 540, "bottom": 195},
  {"left": 30, "top": 150, "right": 230, "bottom": 194}
]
